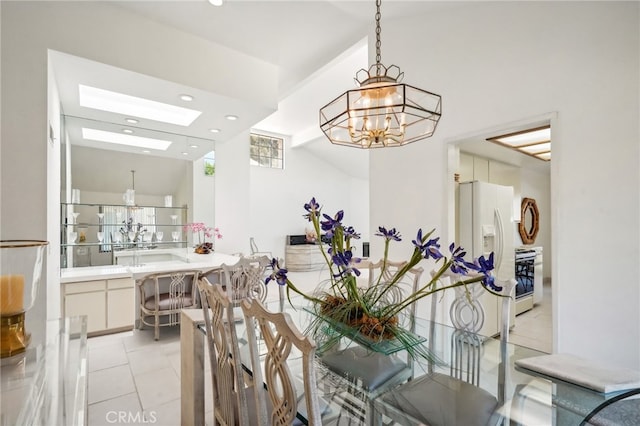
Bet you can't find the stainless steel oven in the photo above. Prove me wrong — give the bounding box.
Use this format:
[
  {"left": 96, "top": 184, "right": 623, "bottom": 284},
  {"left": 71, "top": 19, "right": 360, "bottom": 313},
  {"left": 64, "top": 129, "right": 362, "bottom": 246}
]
[{"left": 515, "top": 248, "right": 536, "bottom": 314}]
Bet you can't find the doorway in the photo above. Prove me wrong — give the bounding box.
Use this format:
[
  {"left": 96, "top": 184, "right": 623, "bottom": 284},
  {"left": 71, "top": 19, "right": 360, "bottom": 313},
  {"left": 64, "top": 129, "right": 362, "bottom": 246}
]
[{"left": 446, "top": 115, "right": 554, "bottom": 353}]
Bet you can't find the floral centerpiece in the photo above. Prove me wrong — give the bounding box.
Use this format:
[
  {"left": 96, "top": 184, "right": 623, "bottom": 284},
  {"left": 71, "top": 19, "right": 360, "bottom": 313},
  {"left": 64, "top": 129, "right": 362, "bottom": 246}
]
[
  {"left": 265, "top": 197, "right": 502, "bottom": 358},
  {"left": 184, "top": 222, "right": 222, "bottom": 254}
]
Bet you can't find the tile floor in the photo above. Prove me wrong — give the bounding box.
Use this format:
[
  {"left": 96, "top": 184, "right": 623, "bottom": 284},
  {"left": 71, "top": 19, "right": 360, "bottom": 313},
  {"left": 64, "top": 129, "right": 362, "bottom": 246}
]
[
  {"left": 86, "top": 273, "right": 553, "bottom": 425},
  {"left": 508, "top": 282, "right": 553, "bottom": 354}
]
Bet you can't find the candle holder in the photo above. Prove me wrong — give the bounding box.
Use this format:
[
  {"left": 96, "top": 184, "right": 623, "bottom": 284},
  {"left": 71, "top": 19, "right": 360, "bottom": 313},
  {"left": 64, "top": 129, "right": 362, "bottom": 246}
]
[{"left": 0, "top": 240, "right": 48, "bottom": 359}]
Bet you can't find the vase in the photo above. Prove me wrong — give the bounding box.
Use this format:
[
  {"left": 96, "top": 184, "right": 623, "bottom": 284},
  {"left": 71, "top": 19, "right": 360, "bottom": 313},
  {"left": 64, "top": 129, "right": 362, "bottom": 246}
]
[
  {"left": 304, "top": 306, "right": 425, "bottom": 356},
  {"left": 303, "top": 284, "right": 427, "bottom": 357},
  {"left": 0, "top": 240, "right": 48, "bottom": 359}
]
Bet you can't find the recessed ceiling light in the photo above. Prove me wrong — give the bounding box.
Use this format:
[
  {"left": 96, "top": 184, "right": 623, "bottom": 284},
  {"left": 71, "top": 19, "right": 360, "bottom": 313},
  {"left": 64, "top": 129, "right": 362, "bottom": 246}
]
[
  {"left": 225, "top": 115, "right": 238, "bottom": 121},
  {"left": 122, "top": 129, "right": 134, "bottom": 134},
  {"left": 486, "top": 125, "right": 551, "bottom": 162},
  {"left": 142, "top": 150, "right": 151, "bottom": 154},
  {"left": 179, "top": 94, "right": 194, "bottom": 102},
  {"left": 208, "top": 0, "right": 223, "bottom": 6},
  {"left": 190, "top": 144, "right": 199, "bottom": 149},
  {"left": 209, "top": 128, "right": 220, "bottom": 133},
  {"left": 182, "top": 152, "right": 189, "bottom": 156},
  {"left": 79, "top": 85, "right": 202, "bottom": 126},
  {"left": 125, "top": 118, "right": 139, "bottom": 124},
  {"left": 82, "top": 128, "right": 172, "bottom": 150}
]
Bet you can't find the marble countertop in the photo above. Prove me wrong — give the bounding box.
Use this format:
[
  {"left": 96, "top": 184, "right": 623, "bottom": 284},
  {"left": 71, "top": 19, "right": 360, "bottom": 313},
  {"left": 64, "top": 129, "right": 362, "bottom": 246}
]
[{"left": 60, "top": 252, "right": 240, "bottom": 283}]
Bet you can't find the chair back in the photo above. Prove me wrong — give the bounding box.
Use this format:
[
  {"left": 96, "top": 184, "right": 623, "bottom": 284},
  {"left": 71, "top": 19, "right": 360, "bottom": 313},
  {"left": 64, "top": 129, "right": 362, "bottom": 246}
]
[
  {"left": 136, "top": 269, "right": 200, "bottom": 340},
  {"left": 221, "top": 256, "right": 271, "bottom": 306},
  {"left": 364, "top": 259, "right": 424, "bottom": 333},
  {"left": 249, "top": 237, "right": 273, "bottom": 258},
  {"left": 241, "top": 298, "right": 322, "bottom": 426},
  {"left": 198, "top": 277, "right": 251, "bottom": 426},
  {"left": 428, "top": 270, "right": 516, "bottom": 388}
]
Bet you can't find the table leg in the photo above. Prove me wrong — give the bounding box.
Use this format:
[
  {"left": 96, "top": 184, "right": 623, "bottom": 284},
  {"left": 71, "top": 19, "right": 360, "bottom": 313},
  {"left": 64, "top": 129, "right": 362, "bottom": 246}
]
[{"left": 181, "top": 309, "right": 205, "bottom": 426}]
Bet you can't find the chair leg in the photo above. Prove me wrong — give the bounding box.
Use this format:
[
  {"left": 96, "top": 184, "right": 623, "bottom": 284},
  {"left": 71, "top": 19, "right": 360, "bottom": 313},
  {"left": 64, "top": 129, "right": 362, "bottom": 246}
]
[{"left": 154, "top": 313, "right": 160, "bottom": 341}]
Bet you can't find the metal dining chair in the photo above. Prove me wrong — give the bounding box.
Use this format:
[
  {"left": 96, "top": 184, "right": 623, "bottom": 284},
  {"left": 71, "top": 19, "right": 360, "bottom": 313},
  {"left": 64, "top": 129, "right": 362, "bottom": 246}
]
[{"left": 373, "top": 272, "right": 516, "bottom": 426}]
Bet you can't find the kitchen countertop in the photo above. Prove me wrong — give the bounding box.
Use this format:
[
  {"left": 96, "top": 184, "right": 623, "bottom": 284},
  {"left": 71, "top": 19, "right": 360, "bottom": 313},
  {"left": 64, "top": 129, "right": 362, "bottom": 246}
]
[{"left": 60, "top": 251, "right": 241, "bottom": 283}]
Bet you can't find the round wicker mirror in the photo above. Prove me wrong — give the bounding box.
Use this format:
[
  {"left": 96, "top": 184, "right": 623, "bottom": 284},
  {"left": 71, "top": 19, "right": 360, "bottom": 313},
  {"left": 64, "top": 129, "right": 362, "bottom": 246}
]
[{"left": 519, "top": 198, "right": 540, "bottom": 244}]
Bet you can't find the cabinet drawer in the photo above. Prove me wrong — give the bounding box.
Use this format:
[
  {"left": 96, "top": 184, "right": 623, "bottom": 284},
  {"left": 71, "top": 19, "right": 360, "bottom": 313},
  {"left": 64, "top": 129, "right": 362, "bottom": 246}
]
[
  {"left": 64, "top": 280, "right": 106, "bottom": 294},
  {"left": 108, "top": 278, "right": 134, "bottom": 290}
]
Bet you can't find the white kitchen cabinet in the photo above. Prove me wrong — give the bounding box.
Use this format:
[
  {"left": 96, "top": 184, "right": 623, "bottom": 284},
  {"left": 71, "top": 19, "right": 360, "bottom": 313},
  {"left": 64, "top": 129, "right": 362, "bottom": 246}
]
[
  {"left": 64, "top": 281, "right": 106, "bottom": 333},
  {"left": 62, "top": 278, "right": 135, "bottom": 335},
  {"left": 107, "top": 278, "right": 135, "bottom": 329}
]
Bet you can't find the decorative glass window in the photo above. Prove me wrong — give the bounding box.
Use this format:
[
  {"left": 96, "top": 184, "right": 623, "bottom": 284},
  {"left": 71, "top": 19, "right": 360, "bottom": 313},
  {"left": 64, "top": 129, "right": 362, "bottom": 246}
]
[
  {"left": 250, "top": 133, "right": 284, "bottom": 169},
  {"left": 204, "top": 151, "right": 215, "bottom": 176}
]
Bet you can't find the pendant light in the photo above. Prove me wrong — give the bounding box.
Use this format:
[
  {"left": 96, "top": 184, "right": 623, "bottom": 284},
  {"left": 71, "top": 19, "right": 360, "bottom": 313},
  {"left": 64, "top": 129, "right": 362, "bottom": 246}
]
[{"left": 319, "top": 0, "right": 442, "bottom": 148}]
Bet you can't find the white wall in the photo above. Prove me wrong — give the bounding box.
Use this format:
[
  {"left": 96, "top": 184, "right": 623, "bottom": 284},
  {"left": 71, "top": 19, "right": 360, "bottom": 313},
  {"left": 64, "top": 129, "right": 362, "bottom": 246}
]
[
  {"left": 248, "top": 133, "right": 369, "bottom": 261},
  {"left": 216, "top": 128, "right": 369, "bottom": 261},
  {"left": 371, "top": 2, "right": 639, "bottom": 368},
  {"left": 215, "top": 130, "right": 252, "bottom": 257},
  {"left": 1, "top": 2, "right": 277, "bottom": 330},
  {"left": 191, "top": 155, "right": 216, "bottom": 245}
]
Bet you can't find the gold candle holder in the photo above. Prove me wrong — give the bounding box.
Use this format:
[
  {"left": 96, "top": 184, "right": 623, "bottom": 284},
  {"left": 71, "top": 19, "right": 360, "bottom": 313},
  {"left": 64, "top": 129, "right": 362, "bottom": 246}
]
[{"left": 0, "top": 240, "right": 48, "bottom": 359}]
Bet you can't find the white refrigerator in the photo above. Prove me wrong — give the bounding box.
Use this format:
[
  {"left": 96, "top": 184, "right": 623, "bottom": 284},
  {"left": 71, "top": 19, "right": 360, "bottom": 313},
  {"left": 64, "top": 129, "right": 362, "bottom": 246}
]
[{"left": 458, "top": 180, "right": 515, "bottom": 337}]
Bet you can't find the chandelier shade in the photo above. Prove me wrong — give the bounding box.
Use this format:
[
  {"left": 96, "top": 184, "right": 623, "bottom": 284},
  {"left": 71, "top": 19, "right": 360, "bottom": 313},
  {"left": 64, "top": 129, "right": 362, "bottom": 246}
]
[
  {"left": 320, "top": 81, "right": 441, "bottom": 149},
  {"left": 319, "top": 0, "right": 442, "bottom": 148}
]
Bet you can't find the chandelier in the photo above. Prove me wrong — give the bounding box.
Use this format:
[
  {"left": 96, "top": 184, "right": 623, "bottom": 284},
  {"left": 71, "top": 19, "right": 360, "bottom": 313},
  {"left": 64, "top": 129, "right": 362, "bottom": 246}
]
[{"left": 319, "top": 0, "right": 442, "bottom": 148}]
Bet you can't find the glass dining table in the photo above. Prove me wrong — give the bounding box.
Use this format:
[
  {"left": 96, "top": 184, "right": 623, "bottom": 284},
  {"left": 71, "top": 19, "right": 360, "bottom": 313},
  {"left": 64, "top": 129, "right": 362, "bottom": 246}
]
[{"left": 179, "top": 298, "right": 627, "bottom": 426}]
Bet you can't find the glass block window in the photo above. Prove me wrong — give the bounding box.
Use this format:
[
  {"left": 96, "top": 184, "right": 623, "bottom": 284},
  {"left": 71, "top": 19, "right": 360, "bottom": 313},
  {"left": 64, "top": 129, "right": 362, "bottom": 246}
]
[{"left": 250, "top": 133, "right": 284, "bottom": 169}]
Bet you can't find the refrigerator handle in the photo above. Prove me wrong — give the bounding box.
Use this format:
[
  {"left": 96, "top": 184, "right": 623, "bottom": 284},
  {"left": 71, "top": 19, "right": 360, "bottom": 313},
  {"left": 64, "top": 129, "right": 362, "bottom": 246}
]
[{"left": 495, "top": 208, "right": 504, "bottom": 269}]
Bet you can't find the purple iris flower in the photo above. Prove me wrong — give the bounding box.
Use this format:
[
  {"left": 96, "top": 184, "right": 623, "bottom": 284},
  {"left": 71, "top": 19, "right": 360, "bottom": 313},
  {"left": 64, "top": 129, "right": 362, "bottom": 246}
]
[
  {"left": 331, "top": 250, "right": 361, "bottom": 278},
  {"left": 423, "top": 237, "right": 443, "bottom": 260},
  {"left": 321, "top": 210, "right": 344, "bottom": 237},
  {"left": 375, "top": 226, "right": 402, "bottom": 242},
  {"left": 448, "top": 243, "right": 477, "bottom": 275},
  {"left": 343, "top": 226, "right": 361, "bottom": 240},
  {"left": 475, "top": 253, "right": 501, "bottom": 291},
  {"left": 303, "top": 197, "right": 321, "bottom": 221},
  {"left": 265, "top": 258, "right": 288, "bottom": 286},
  {"left": 411, "top": 228, "right": 425, "bottom": 249},
  {"left": 412, "top": 229, "right": 442, "bottom": 260}
]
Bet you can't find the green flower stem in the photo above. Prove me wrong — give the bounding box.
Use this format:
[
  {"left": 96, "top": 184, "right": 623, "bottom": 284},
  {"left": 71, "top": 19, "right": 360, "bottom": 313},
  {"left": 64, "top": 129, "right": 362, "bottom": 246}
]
[
  {"left": 309, "top": 213, "right": 339, "bottom": 295},
  {"left": 370, "top": 247, "right": 423, "bottom": 308},
  {"left": 369, "top": 229, "right": 437, "bottom": 309},
  {"left": 284, "top": 278, "right": 324, "bottom": 305}
]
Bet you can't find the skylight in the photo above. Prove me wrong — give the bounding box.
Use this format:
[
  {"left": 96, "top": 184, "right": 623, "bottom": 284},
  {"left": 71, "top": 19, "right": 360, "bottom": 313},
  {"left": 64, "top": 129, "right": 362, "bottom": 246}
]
[
  {"left": 79, "top": 85, "right": 202, "bottom": 126},
  {"left": 486, "top": 125, "right": 551, "bottom": 161},
  {"left": 82, "top": 128, "right": 172, "bottom": 150}
]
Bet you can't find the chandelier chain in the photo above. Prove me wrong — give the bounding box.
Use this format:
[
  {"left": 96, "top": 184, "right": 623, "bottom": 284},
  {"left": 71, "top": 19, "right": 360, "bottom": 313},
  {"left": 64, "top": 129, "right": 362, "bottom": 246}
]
[{"left": 375, "top": 0, "right": 382, "bottom": 75}]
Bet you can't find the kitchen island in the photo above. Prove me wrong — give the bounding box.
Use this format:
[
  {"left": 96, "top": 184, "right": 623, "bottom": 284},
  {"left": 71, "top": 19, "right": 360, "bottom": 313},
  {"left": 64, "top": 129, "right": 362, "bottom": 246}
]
[{"left": 60, "top": 251, "right": 240, "bottom": 335}]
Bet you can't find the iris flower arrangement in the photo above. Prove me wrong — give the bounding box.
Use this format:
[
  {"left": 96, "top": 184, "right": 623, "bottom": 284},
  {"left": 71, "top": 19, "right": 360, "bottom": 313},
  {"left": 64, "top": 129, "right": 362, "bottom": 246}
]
[{"left": 266, "top": 197, "right": 501, "bottom": 356}]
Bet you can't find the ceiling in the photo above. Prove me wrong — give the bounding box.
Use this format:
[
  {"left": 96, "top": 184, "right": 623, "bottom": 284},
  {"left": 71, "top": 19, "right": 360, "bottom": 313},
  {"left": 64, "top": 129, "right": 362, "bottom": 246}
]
[{"left": 52, "top": 0, "right": 549, "bottom": 195}]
